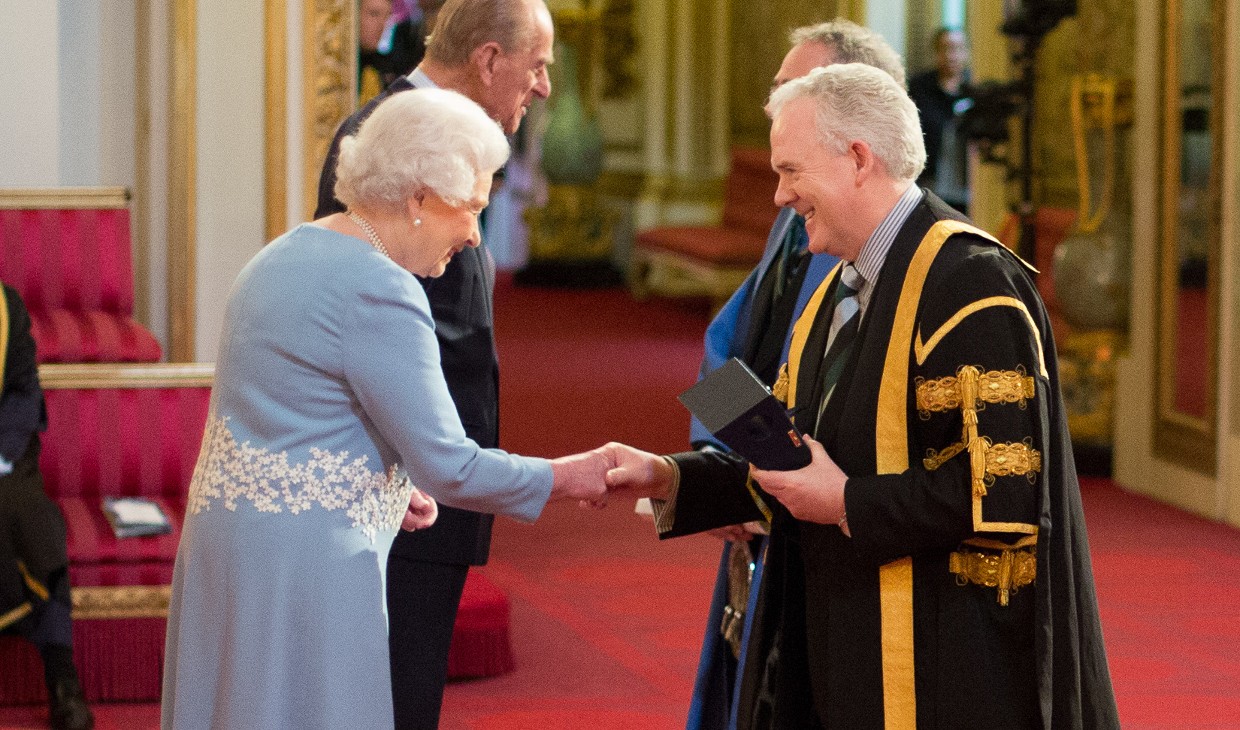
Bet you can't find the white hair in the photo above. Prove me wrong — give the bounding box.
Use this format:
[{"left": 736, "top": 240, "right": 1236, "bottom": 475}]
[
  {"left": 768, "top": 63, "right": 925, "bottom": 183},
  {"left": 334, "top": 88, "right": 510, "bottom": 213},
  {"left": 789, "top": 19, "right": 906, "bottom": 88}
]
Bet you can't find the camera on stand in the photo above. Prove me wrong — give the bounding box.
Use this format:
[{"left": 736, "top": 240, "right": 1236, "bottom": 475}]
[{"left": 957, "top": 0, "right": 1077, "bottom": 261}]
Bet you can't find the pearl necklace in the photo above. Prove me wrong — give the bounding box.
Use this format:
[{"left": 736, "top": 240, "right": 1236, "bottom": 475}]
[{"left": 346, "top": 211, "right": 391, "bottom": 259}]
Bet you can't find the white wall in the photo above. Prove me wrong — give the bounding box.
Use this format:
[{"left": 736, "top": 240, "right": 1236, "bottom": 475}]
[
  {"left": 193, "top": 0, "right": 267, "bottom": 360},
  {"left": 0, "top": 1, "right": 139, "bottom": 188},
  {"left": 0, "top": 2, "right": 61, "bottom": 185}
]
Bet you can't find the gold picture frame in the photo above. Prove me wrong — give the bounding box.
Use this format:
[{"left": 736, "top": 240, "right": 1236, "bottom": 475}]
[{"left": 1153, "top": 0, "right": 1224, "bottom": 475}]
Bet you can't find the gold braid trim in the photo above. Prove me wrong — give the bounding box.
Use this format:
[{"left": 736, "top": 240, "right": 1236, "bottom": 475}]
[
  {"left": 71, "top": 585, "right": 171, "bottom": 620},
  {"left": 0, "top": 602, "right": 33, "bottom": 631},
  {"left": 916, "top": 365, "right": 1035, "bottom": 416},
  {"left": 958, "top": 437, "right": 1043, "bottom": 498},
  {"left": 949, "top": 538, "right": 1038, "bottom": 606},
  {"left": 17, "top": 562, "right": 49, "bottom": 601},
  {"left": 916, "top": 366, "right": 1041, "bottom": 533},
  {"left": 987, "top": 440, "right": 1042, "bottom": 480},
  {"left": 771, "top": 363, "right": 790, "bottom": 406}
]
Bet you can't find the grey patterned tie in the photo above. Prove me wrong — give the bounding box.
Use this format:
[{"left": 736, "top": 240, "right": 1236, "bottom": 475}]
[{"left": 816, "top": 264, "right": 863, "bottom": 425}]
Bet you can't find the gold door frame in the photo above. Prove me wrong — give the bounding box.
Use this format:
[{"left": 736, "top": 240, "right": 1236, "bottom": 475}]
[
  {"left": 1153, "top": 0, "right": 1225, "bottom": 474},
  {"left": 169, "top": 0, "right": 197, "bottom": 363},
  {"left": 264, "top": 0, "right": 355, "bottom": 240}
]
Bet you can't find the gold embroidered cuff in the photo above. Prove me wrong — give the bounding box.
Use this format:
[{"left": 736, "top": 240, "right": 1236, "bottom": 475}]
[
  {"left": 948, "top": 542, "right": 1036, "bottom": 606},
  {"left": 650, "top": 456, "right": 681, "bottom": 535}
]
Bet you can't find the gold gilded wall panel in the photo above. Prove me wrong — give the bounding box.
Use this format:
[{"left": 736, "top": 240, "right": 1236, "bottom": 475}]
[
  {"left": 301, "top": 0, "right": 355, "bottom": 220},
  {"left": 1034, "top": 0, "right": 1136, "bottom": 207},
  {"left": 728, "top": 0, "right": 844, "bottom": 148}
]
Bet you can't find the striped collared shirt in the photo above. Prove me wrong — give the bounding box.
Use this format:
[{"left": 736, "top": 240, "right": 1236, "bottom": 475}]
[
  {"left": 850, "top": 184, "right": 924, "bottom": 320},
  {"left": 407, "top": 67, "right": 438, "bottom": 89}
]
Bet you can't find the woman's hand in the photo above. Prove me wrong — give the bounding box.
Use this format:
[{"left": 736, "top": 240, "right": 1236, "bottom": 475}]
[
  {"left": 401, "top": 487, "right": 439, "bottom": 531},
  {"left": 549, "top": 450, "right": 610, "bottom": 506}
]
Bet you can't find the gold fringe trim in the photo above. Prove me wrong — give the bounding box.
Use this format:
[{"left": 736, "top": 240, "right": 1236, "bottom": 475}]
[{"left": 71, "top": 585, "right": 172, "bottom": 620}]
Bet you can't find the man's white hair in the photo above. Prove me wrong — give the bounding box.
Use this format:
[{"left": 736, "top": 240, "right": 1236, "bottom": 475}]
[
  {"left": 789, "top": 19, "right": 906, "bottom": 88},
  {"left": 334, "top": 88, "right": 510, "bottom": 213},
  {"left": 768, "top": 63, "right": 926, "bottom": 183}
]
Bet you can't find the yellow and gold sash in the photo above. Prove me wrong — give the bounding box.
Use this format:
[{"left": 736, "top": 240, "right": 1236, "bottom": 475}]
[{"left": 0, "top": 290, "right": 10, "bottom": 401}]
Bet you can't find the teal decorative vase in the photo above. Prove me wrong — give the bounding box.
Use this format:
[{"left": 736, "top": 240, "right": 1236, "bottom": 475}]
[{"left": 540, "top": 45, "right": 603, "bottom": 186}]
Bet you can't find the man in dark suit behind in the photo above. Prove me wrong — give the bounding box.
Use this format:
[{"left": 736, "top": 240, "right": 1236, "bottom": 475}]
[{"left": 316, "top": 0, "right": 553, "bottom": 727}]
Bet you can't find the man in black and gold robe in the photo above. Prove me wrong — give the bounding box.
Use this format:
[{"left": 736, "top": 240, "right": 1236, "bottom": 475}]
[{"left": 604, "top": 63, "right": 1119, "bottom": 729}]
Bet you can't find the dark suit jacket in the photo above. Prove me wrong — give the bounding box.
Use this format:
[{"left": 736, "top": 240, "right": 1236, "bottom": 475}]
[
  {"left": 1, "top": 284, "right": 46, "bottom": 464},
  {"left": 316, "top": 77, "right": 496, "bottom": 566}
]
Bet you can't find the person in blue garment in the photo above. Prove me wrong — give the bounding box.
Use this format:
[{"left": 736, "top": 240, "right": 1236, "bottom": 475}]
[
  {"left": 160, "top": 88, "right": 608, "bottom": 730},
  {"left": 0, "top": 284, "right": 93, "bottom": 730},
  {"left": 682, "top": 21, "right": 906, "bottom": 730}
]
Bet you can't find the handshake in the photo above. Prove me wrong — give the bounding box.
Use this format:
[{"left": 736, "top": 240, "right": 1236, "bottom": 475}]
[
  {"left": 405, "top": 436, "right": 848, "bottom": 530},
  {"left": 547, "top": 442, "right": 675, "bottom": 507},
  {"left": 549, "top": 436, "right": 850, "bottom": 528},
  {"left": 400, "top": 442, "right": 661, "bottom": 533}
]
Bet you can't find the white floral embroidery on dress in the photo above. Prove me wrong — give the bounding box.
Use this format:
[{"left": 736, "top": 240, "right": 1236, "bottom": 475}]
[{"left": 187, "top": 415, "right": 413, "bottom": 542}]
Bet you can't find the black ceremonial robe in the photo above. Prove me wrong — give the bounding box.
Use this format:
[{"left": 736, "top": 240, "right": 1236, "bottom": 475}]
[{"left": 663, "top": 192, "right": 1119, "bottom": 730}]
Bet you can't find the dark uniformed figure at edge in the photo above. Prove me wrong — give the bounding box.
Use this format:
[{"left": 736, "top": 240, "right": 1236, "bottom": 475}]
[{"left": 603, "top": 63, "right": 1120, "bottom": 730}]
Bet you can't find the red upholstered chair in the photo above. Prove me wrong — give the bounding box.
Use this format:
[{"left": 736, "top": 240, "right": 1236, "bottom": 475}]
[
  {"left": 0, "top": 363, "right": 213, "bottom": 704},
  {"left": 630, "top": 147, "right": 781, "bottom": 311},
  {"left": 0, "top": 188, "right": 162, "bottom": 364},
  {"left": 0, "top": 361, "right": 515, "bottom": 703}
]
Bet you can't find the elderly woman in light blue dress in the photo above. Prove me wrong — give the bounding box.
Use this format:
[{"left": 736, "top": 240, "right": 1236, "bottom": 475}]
[{"left": 161, "top": 88, "right": 609, "bottom": 730}]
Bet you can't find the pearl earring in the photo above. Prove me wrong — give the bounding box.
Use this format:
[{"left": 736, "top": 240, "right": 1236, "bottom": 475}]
[{"left": 414, "top": 218, "right": 423, "bottom": 227}]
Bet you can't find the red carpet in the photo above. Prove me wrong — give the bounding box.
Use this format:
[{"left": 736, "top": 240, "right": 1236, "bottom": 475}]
[{"left": 3, "top": 279, "right": 1239, "bottom": 728}]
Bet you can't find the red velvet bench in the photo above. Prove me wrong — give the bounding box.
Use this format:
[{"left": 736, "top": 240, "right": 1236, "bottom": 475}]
[
  {"left": 0, "top": 363, "right": 515, "bottom": 705},
  {"left": 0, "top": 187, "right": 162, "bottom": 364},
  {"left": 630, "top": 147, "right": 782, "bottom": 311}
]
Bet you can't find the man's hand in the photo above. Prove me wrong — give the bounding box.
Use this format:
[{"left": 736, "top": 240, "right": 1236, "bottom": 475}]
[
  {"left": 401, "top": 487, "right": 438, "bottom": 531},
  {"left": 549, "top": 449, "right": 610, "bottom": 506},
  {"left": 598, "top": 442, "right": 675, "bottom": 501},
  {"left": 750, "top": 436, "right": 849, "bottom": 533}
]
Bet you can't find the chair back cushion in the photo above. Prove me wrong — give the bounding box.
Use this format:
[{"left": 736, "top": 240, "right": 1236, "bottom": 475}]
[
  {"left": 0, "top": 196, "right": 136, "bottom": 315},
  {"left": 39, "top": 381, "right": 212, "bottom": 501},
  {"left": 720, "top": 147, "right": 781, "bottom": 236}
]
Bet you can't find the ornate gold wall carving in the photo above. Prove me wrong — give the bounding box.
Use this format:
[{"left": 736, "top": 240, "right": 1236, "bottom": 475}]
[
  {"left": 301, "top": 0, "right": 354, "bottom": 220},
  {"left": 1034, "top": 0, "right": 1136, "bottom": 207},
  {"left": 728, "top": 0, "right": 845, "bottom": 148},
  {"left": 72, "top": 585, "right": 171, "bottom": 620}
]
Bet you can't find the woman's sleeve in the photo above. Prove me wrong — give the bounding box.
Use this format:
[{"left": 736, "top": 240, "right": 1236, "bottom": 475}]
[{"left": 342, "top": 266, "right": 552, "bottom": 522}]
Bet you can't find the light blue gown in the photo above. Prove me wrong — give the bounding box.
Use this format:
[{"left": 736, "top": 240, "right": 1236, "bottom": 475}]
[{"left": 161, "top": 224, "right": 553, "bottom": 730}]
